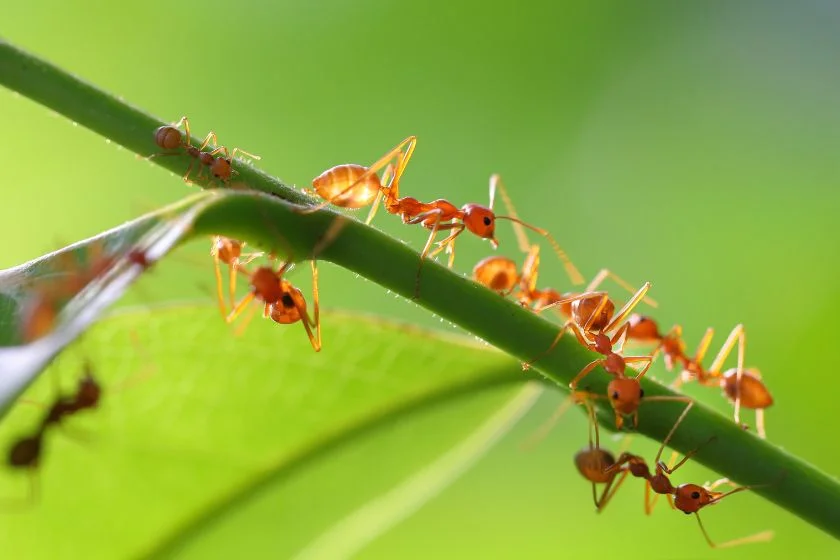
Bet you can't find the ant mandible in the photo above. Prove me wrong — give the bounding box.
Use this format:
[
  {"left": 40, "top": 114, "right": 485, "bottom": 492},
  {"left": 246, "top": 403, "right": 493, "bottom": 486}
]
[
  {"left": 152, "top": 116, "right": 260, "bottom": 183},
  {"left": 300, "top": 141, "right": 584, "bottom": 292},
  {"left": 603, "top": 402, "right": 775, "bottom": 548}
]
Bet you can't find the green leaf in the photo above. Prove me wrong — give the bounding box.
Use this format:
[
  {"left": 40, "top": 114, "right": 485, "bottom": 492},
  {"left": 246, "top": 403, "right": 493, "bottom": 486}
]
[{"left": 0, "top": 305, "right": 536, "bottom": 558}]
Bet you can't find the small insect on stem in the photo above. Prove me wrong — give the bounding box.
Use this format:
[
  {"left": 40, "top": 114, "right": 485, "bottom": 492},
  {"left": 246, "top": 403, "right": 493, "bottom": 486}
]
[
  {"left": 671, "top": 324, "right": 772, "bottom": 438},
  {"left": 150, "top": 116, "right": 260, "bottom": 184},
  {"left": 215, "top": 216, "right": 348, "bottom": 351}
]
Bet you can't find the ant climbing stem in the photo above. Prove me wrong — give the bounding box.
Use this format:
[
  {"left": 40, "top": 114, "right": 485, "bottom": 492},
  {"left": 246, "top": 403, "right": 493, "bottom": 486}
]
[
  {"left": 525, "top": 281, "right": 694, "bottom": 430},
  {"left": 675, "top": 324, "right": 772, "bottom": 438},
  {"left": 298, "top": 139, "right": 583, "bottom": 296},
  {"left": 605, "top": 400, "right": 775, "bottom": 548},
  {"left": 218, "top": 216, "right": 347, "bottom": 351},
  {"left": 150, "top": 116, "right": 261, "bottom": 184}
]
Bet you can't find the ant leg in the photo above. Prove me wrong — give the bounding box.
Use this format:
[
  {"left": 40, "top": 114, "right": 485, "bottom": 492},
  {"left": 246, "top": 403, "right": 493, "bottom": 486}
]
[
  {"left": 197, "top": 131, "right": 219, "bottom": 152},
  {"left": 707, "top": 324, "right": 743, "bottom": 374},
  {"left": 297, "top": 136, "right": 415, "bottom": 215},
  {"left": 569, "top": 359, "right": 606, "bottom": 390},
  {"left": 212, "top": 251, "right": 228, "bottom": 319},
  {"left": 597, "top": 470, "right": 629, "bottom": 513},
  {"left": 756, "top": 409, "right": 766, "bottom": 439},
  {"left": 171, "top": 116, "right": 190, "bottom": 144},
  {"left": 429, "top": 225, "right": 466, "bottom": 266},
  {"left": 645, "top": 479, "right": 659, "bottom": 515},
  {"left": 649, "top": 398, "right": 696, "bottom": 466},
  {"left": 583, "top": 293, "right": 611, "bottom": 332},
  {"left": 232, "top": 302, "right": 259, "bottom": 337},
  {"left": 364, "top": 165, "right": 391, "bottom": 225},
  {"left": 228, "top": 259, "right": 240, "bottom": 311},
  {"left": 603, "top": 282, "right": 652, "bottom": 336},
  {"left": 585, "top": 268, "right": 658, "bottom": 308},
  {"left": 706, "top": 324, "right": 745, "bottom": 424},
  {"left": 521, "top": 319, "right": 577, "bottom": 371},
  {"left": 297, "top": 260, "right": 322, "bottom": 352},
  {"left": 225, "top": 292, "right": 256, "bottom": 324},
  {"left": 532, "top": 292, "right": 605, "bottom": 318},
  {"left": 694, "top": 513, "right": 773, "bottom": 549},
  {"left": 520, "top": 392, "right": 577, "bottom": 451},
  {"left": 623, "top": 355, "right": 653, "bottom": 378},
  {"left": 311, "top": 215, "right": 349, "bottom": 259},
  {"left": 230, "top": 147, "right": 261, "bottom": 161},
  {"left": 182, "top": 161, "right": 197, "bottom": 184}
]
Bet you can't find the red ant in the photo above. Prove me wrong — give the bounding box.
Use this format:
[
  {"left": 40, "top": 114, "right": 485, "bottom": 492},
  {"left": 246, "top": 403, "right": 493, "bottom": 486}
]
[
  {"left": 5, "top": 362, "right": 102, "bottom": 508},
  {"left": 217, "top": 217, "right": 347, "bottom": 351},
  {"left": 623, "top": 317, "right": 772, "bottom": 438},
  {"left": 520, "top": 275, "right": 679, "bottom": 429},
  {"left": 602, "top": 401, "right": 775, "bottom": 548},
  {"left": 301, "top": 143, "right": 584, "bottom": 292},
  {"left": 152, "top": 116, "right": 260, "bottom": 184},
  {"left": 672, "top": 324, "right": 773, "bottom": 438}
]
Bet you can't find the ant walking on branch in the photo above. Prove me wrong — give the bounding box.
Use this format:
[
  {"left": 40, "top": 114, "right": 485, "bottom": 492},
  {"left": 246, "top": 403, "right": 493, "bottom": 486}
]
[
  {"left": 300, "top": 139, "right": 583, "bottom": 294},
  {"left": 151, "top": 116, "right": 260, "bottom": 183}
]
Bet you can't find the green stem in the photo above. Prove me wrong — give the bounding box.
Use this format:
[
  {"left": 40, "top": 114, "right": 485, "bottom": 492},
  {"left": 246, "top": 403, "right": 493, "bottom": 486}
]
[
  {"left": 0, "top": 39, "right": 305, "bottom": 203},
  {"left": 2, "top": 39, "right": 838, "bottom": 542}
]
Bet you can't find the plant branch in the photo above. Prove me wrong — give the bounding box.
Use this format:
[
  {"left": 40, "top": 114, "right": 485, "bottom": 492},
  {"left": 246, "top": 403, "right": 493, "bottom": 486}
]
[{"left": 2, "top": 39, "right": 839, "bottom": 541}]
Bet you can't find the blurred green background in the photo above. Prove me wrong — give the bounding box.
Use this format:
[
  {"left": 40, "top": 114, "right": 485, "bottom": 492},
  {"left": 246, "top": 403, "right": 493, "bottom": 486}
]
[{"left": 2, "top": 0, "right": 840, "bottom": 558}]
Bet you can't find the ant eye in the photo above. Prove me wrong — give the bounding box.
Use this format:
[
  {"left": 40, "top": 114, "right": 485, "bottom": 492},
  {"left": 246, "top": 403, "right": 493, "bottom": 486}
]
[
  {"left": 691, "top": 491, "right": 700, "bottom": 499},
  {"left": 639, "top": 389, "right": 645, "bottom": 398},
  {"left": 483, "top": 216, "right": 491, "bottom": 226},
  {"left": 282, "top": 294, "right": 295, "bottom": 308},
  {"left": 611, "top": 391, "right": 619, "bottom": 400}
]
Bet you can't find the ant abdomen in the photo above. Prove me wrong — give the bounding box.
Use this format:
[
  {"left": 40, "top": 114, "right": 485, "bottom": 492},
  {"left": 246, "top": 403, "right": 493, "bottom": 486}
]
[
  {"left": 154, "top": 126, "right": 182, "bottom": 150},
  {"left": 722, "top": 368, "right": 773, "bottom": 409},
  {"left": 313, "top": 164, "right": 382, "bottom": 208}
]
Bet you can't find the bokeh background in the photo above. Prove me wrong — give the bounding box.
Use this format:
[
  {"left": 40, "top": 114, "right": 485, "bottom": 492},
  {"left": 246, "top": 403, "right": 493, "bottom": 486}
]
[{"left": 3, "top": 0, "right": 840, "bottom": 558}]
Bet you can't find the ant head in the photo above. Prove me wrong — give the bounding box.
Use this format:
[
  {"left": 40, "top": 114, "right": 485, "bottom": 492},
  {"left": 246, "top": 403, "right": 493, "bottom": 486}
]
[
  {"left": 572, "top": 296, "right": 615, "bottom": 333},
  {"left": 154, "top": 126, "right": 182, "bottom": 150},
  {"left": 627, "top": 314, "right": 660, "bottom": 341},
  {"left": 574, "top": 448, "right": 616, "bottom": 483},
  {"left": 472, "top": 256, "right": 518, "bottom": 294},
  {"left": 268, "top": 282, "right": 305, "bottom": 325},
  {"left": 8, "top": 436, "right": 41, "bottom": 468},
  {"left": 674, "top": 484, "right": 715, "bottom": 514},
  {"left": 76, "top": 374, "right": 102, "bottom": 408},
  {"left": 213, "top": 237, "right": 242, "bottom": 264},
  {"left": 607, "top": 378, "right": 643, "bottom": 415},
  {"left": 210, "top": 158, "right": 233, "bottom": 181},
  {"left": 461, "top": 204, "right": 497, "bottom": 247}
]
